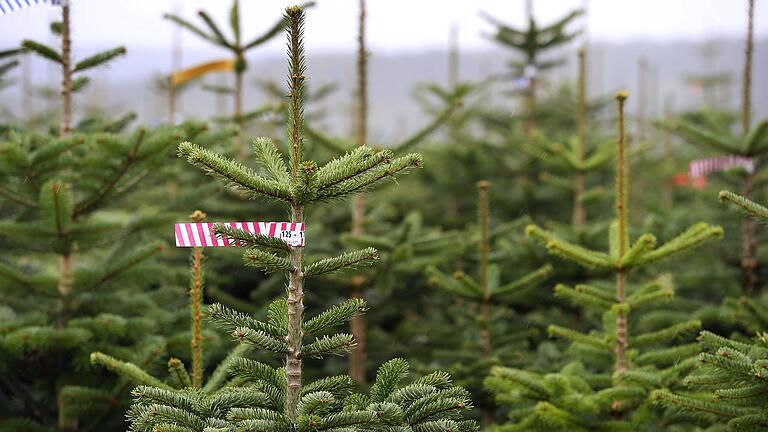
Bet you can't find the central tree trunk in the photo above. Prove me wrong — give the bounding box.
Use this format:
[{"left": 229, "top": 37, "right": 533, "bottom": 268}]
[
  {"left": 740, "top": 0, "right": 757, "bottom": 293},
  {"left": 60, "top": 4, "right": 72, "bottom": 137},
  {"left": 234, "top": 67, "right": 244, "bottom": 159},
  {"left": 614, "top": 93, "right": 629, "bottom": 374},
  {"left": 57, "top": 7, "right": 77, "bottom": 430},
  {"left": 477, "top": 180, "right": 491, "bottom": 357},
  {"left": 349, "top": 0, "right": 369, "bottom": 384},
  {"left": 285, "top": 204, "right": 305, "bottom": 421},
  {"left": 614, "top": 271, "right": 629, "bottom": 373},
  {"left": 740, "top": 174, "right": 758, "bottom": 292},
  {"left": 189, "top": 211, "right": 206, "bottom": 389},
  {"left": 573, "top": 48, "right": 587, "bottom": 232}
]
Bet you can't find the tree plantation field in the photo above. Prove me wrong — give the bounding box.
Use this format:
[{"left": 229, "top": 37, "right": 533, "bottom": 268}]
[{"left": 1, "top": 1, "right": 767, "bottom": 431}]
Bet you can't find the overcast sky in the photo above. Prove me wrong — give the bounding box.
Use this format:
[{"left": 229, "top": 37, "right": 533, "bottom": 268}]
[{"left": 1, "top": 0, "right": 765, "bottom": 59}]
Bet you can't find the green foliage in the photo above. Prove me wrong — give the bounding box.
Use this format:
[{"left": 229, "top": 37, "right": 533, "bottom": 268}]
[
  {"left": 652, "top": 192, "right": 768, "bottom": 430},
  {"left": 0, "top": 122, "right": 212, "bottom": 429},
  {"left": 481, "top": 8, "right": 583, "bottom": 73},
  {"left": 120, "top": 6, "right": 477, "bottom": 432},
  {"left": 485, "top": 94, "right": 722, "bottom": 430},
  {"left": 662, "top": 114, "right": 768, "bottom": 156},
  {"left": 425, "top": 181, "right": 553, "bottom": 421}
]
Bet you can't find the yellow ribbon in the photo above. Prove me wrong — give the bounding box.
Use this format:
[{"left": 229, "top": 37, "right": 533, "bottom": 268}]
[{"left": 170, "top": 59, "right": 235, "bottom": 86}]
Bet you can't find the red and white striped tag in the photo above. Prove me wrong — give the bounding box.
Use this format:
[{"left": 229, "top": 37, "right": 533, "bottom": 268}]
[
  {"left": 689, "top": 155, "right": 754, "bottom": 178},
  {"left": 174, "top": 222, "right": 305, "bottom": 248}
]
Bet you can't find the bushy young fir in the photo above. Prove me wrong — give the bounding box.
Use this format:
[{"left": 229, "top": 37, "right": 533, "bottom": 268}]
[
  {"left": 0, "top": 116, "right": 218, "bottom": 432},
  {"left": 0, "top": 3, "right": 225, "bottom": 429},
  {"left": 483, "top": 92, "right": 723, "bottom": 431},
  {"left": 651, "top": 192, "right": 768, "bottom": 431},
  {"left": 112, "top": 7, "right": 476, "bottom": 432}
]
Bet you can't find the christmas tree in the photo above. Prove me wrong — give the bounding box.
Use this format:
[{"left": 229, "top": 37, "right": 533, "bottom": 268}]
[
  {"left": 652, "top": 191, "right": 768, "bottom": 430},
  {"left": 426, "top": 180, "right": 552, "bottom": 423},
  {"left": 481, "top": 2, "right": 583, "bottom": 134},
  {"left": 662, "top": 0, "right": 764, "bottom": 293},
  {"left": 484, "top": 92, "right": 723, "bottom": 430},
  {"left": 102, "top": 7, "right": 477, "bottom": 431},
  {"left": 0, "top": 3, "right": 214, "bottom": 429}
]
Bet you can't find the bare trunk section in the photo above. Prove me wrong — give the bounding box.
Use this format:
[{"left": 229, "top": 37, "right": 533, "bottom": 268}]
[
  {"left": 234, "top": 68, "right": 244, "bottom": 159},
  {"left": 190, "top": 247, "right": 204, "bottom": 387},
  {"left": 285, "top": 205, "right": 305, "bottom": 422},
  {"left": 57, "top": 8, "right": 76, "bottom": 429},
  {"left": 448, "top": 23, "right": 459, "bottom": 89},
  {"left": 479, "top": 301, "right": 491, "bottom": 358},
  {"left": 573, "top": 48, "right": 587, "bottom": 232},
  {"left": 614, "top": 271, "right": 629, "bottom": 373},
  {"left": 742, "top": 0, "right": 754, "bottom": 137},
  {"left": 57, "top": 253, "right": 74, "bottom": 316},
  {"left": 741, "top": 174, "right": 758, "bottom": 292},
  {"left": 60, "top": 4, "right": 72, "bottom": 137},
  {"left": 349, "top": 0, "right": 369, "bottom": 384},
  {"left": 614, "top": 93, "right": 629, "bottom": 374},
  {"left": 189, "top": 210, "right": 206, "bottom": 388},
  {"left": 57, "top": 3, "right": 75, "bottom": 328},
  {"left": 740, "top": 0, "right": 757, "bottom": 293},
  {"left": 477, "top": 181, "right": 491, "bottom": 357},
  {"left": 168, "top": 80, "right": 177, "bottom": 124},
  {"left": 477, "top": 180, "right": 494, "bottom": 425},
  {"left": 524, "top": 76, "right": 536, "bottom": 138}
]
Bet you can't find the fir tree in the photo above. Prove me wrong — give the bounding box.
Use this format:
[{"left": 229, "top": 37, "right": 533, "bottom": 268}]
[
  {"left": 652, "top": 191, "right": 768, "bottom": 430},
  {"left": 481, "top": 4, "right": 582, "bottom": 135},
  {"left": 0, "top": 121, "right": 215, "bottom": 431},
  {"left": 663, "top": 0, "right": 765, "bottom": 293},
  {"left": 164, "top": 0, "right": 314, "bottom": 158},
  {"left": 426, "top": 180, "right": 552, "bottom": 423},
  {"left": 113, "top": 7, "right": 476, "bottom": 431},
  {"left": 0, "top": 3, "right": 214, "bottom": 429},
  {"left": 484, "top": 92, "right": 723, "bottom": 430},
  {"left": 21, "top": 3, "right": 126, "bottom": 136},
  {"left": 522, "top": 49, "right": 614, "bottom": 235}
]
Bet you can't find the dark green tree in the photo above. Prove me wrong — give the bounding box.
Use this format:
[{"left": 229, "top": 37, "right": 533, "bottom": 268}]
[
  {"left": 0, "top": 120, "right": 214, "bottom": 432},
  {"left": 0, "top": 3, "right": 214, "bottom": 429}
]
